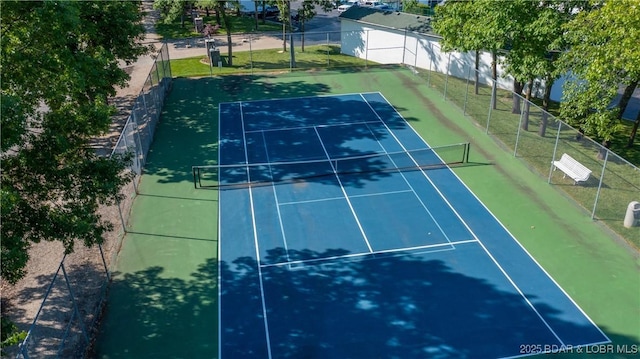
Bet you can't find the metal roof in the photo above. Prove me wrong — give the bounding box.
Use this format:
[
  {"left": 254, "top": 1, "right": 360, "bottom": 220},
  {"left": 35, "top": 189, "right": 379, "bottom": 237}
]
[{"left": 338, "top": 6, "right": 434, "bottom": 34}]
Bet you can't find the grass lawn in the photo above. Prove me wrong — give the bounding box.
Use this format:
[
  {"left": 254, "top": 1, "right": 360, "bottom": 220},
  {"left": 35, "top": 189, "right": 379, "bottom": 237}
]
[
  {"left": 170, "top": 45, "right": 374, "bottom": 77},
  {"left": 154, "top": 12, "right": 282, "bottom": 39},
  {"left": 423, "top": 71, "right": 640, "bottom": 249},
  {"left": 169, "top": 44, "right": 639, "bottom": 249}
]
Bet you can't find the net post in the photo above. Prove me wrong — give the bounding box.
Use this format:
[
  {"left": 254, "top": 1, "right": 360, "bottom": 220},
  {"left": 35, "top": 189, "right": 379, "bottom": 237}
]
[
  {"left": 465, "top": 142, "right": 470, "bottom": 163},
  {"left": 193, "top": 166, "right": 197, "bottom": 189}
]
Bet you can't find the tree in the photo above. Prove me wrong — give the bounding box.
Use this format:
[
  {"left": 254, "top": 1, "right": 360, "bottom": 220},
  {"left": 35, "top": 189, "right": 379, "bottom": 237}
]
[
  {"left": 275, "top": 0, "right": 293, "bottom": 52},
  {"left": 434, "top": 0, "right": 511, "bottom": 109},
  {"left": 1, "top": 1, "right": 148, "bottom": 283},
  {"left": 297, "top": 0, "right": 334, "bottom": 52},
  {"left": 154, "top": 0, "right": 195, "bottom": 28},
  {"left": 213, "top": 1, "right": 237, "bottom": 66},
  {"left": 433, "top": 1, "right": 480, "bottom": 95},
  {"left": 500, "top": 0, "right": 588, "bottom": 132},
  {"left": 559, "top": 0, "right": 640, "bottom": 148}
]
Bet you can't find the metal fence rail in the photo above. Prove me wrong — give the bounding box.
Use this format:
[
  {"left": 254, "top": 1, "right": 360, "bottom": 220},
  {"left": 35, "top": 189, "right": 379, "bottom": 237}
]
[
  {"left": 420, "top": 52, "right": 639, "bottom": 245},
  {"left": 176, "top": 29, "right": 638, "bottom": 244},
  {"left": 14, "top": 28, "right": 638, "bottom": 357},
  {"left": 15, "top": 42, "right": 172, "bottom": 359}
]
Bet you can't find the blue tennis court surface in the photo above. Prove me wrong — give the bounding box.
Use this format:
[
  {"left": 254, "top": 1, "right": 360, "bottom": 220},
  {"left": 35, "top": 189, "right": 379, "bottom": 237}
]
[{"left": 217, "top": 93, "right": 608, "bottom": 358}]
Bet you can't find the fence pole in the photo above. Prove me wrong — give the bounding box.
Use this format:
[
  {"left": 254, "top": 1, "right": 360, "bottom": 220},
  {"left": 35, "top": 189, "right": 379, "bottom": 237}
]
[
  {"left": 414, "top": 34, "right": 419, "bottom": 69},
  {"left": 249, "top": 34, "right": 254, "bottom": 75},
  {"left": 99, "top": 244, "right": 111, "bottom": 281},
  {"left": 591, "top": 150, "right": 609, "bottom": 220},
  {"left": 365, "top": 30, "right": 369, "bottom": 69},
  {"left": 463, "top": 64, "right": 471, "bottom": 115},
  {"left": 402, "top": 28, "right": 407, "bottom": 65},
  {"left": 61, "top": 263, "right": 90, "bottom": 345},
  {"left": 514, "top": 103, "right": 524, "bottom": 157},
  {"left": 548, "top": 120, "right": 563, "bottom": 183},
  {"left": 443, "top": 52, "right": 451, "bottom": 100},
  {"left": 485, "top": 78, "right": 495, "bottom": 134},
  {"left": 326, "top": 32, "right": 330, "bottom": 68}
]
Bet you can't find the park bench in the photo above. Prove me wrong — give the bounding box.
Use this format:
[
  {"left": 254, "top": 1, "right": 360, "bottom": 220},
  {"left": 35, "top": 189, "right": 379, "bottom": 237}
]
[{"left": 552, "top": 153, "right": 592, "bottom": 185}]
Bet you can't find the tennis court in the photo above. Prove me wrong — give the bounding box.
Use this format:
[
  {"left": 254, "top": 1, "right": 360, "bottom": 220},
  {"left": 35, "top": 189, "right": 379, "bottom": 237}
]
[{"left": 213, "top": 92, "right": 609, "bottom": 358}]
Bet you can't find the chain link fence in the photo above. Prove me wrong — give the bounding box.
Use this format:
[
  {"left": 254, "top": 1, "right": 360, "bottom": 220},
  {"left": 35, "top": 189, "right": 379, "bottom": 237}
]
[
  {"left": 175, "top": 28, "right": 638, "bottom": 244},
  {"left": 419, "top": 54, "right": 639, "bottom": 246},
  {"left": 15, "top": 43, "right": 172, "bottom": 359}
]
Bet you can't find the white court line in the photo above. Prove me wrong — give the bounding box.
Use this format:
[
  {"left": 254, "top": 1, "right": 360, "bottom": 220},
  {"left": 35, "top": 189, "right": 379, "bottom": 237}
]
[
  {"left": 239, "top": 102, "right": 273, "bottom": 359},
  {"left": 313, "top": 126, "right": 374, "bottom": 253},
  {"left": 366, "top": 92, "right": 571, "bottom": 348},
  {"left": 217, "top": 104, "right": 223, "bottom": 359},
  {"left": 244, "top": 119, "right": 382, "bottom": 134},
  {"left": 278, "top": 195, "right": 351, "bottom": 206},
  {"left": 260, "top": 239, "right": 479, "bottom": 269},
  {"left": 376, "top": 91, "right": 609, "bottom": 343},
  {"left": 261, "top": 131, "right": 292, "bottom": 265},
  {"left": 278, "top": 189, "right": 415, "bottom": 206},
  {"left": 359, "top": 95, "right": 456, "bottom": 247}
]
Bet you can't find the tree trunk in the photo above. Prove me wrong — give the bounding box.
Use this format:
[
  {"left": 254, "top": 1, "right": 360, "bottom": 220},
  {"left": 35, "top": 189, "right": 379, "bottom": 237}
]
[
  {"left": 521, "top": 78, "right": 534, "bottom": 131},
  {"left": 616, "top": 80, "right": 638, "bottom": 120},
  {"left": 288, "top": 1, "right": 295, "bottom": 68},
  {"left": 474, "top": 50, "right": 479, "bottom": 95},
  {"left": 254, "top": 1, "right": 259, "bottom": 31},
  {"left": 597, "top": 139, "right": 611, "bottom": 160},
  {"left": 512, "top": 79, "right": 523, "bottom": 114},
  {"left": 227, "top": 31, "right": 233, "bottom": 66},
  {"left": 282, "top": 21, "right": 287, "bottom": 51},
  {"left": 216, "top": 2, "right": 233, "bottom": 66},
  {"left": 628, "top": 110, "right": 640, "bottom": 148},
  {"left": 301, "top": 18, "right": 305, "bottom": 52},
  {"left": 538, "top": 75, "right": 554, "bottom": 137}
]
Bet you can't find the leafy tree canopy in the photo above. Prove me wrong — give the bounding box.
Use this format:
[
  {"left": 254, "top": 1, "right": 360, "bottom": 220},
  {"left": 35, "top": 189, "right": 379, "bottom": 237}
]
[
  {"left": 559, "top": 0, "right": 640, "bottom": 141},
  {"left": 1, "top": 1, "right": 148, "bottom": 284}
]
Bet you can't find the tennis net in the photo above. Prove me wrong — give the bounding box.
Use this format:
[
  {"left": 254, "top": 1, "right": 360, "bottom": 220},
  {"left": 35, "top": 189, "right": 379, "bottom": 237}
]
[{"left": 193, "top": 142, "right": 470, "bottom": 189}]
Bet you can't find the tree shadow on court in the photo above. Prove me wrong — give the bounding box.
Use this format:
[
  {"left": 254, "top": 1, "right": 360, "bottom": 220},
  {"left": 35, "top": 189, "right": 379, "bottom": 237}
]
[
  {"left": 91, "top": 258, "right": 219, "bottom": 358},
  {"left": 219, "top": 248, "right": 636, "bottom": 359},
  {"left": 144, "top": 76, "right": 460, "bottom": 190},
  {"left": 90, "top": 248, "right": 638, "bottom": 359},
  {"left": 141, "top": 76, "right": 335, "bottom": 187}
]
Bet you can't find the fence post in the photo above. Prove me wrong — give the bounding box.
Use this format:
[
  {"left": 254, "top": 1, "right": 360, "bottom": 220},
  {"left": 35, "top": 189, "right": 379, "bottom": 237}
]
[
  {"left": 326, "top": 32, "right": 330, "bottom": 68},
  {"left": 99, "top": 243, "right": 110, "bottom": 281},
  {"left": 514, "top": 103, "right": 524, "bottom": 157},
  {"left": 414, "top": 34, "right": 419, "bottom": 69},
  {"left": 249, "top": 34, "right": 254, "bottom": 75},
  {"left": 402, "top": 28, "right": 408, "bottom": 65},
  {"left": 443, "top": 53, "right": 451, "bottom": 100},
  {"left": 61, "top": 263, "right": 90, "bottom": 345},
  {"left": 365, "top": 30, "right": 369, "bottom": 69},
  {"left": 463, "top": 64, "right": 471, "bottom": 115},
  {"left": 116, "top": 198, "right": 127, "bottom": 233},
  {"left": 591, "top": 150, "right": 609, "bottom": 220},
  {"left": 548, "top": 121, "right": 563, "bottom": 183},
  {"left": 485, "top": 78, "right": 495, "bottom": 134}
]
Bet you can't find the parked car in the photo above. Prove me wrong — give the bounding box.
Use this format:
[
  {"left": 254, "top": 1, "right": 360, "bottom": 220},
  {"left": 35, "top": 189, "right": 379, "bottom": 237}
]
[
  {"left": 237, "top": 1, "right": 280, "bottom": 18},
  {"left": 338, "top": 0, "right": 360, "bottom": 12},
  {"left": 363, "top": 1, "right": 382, "bottom": 7},
  {"left": 373, "top": 3, "right": 393, "bottom": 10}
]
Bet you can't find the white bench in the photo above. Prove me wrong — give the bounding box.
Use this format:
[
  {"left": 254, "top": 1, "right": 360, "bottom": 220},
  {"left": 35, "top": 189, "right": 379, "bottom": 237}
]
[{"left": 552, "top": 153, "right": 592, "bottom": 185}]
